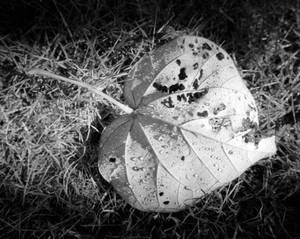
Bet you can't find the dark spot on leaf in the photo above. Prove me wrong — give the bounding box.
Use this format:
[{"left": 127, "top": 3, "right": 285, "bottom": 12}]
[
  {"left": 187, "top": 93, "right": 195, "bottom": 103},
  {"left": 216, "top": 52, "right": 225, "bottom": 60},
  {"left": 193, "top": 62, "right": 199, "bottom": 70},
  {"left": 193, "top": 92, "right": 201, "bottom": 99},
  {"left": 159, "top": 192, "right": 164, "bottom": 196},
  {"left": 179, "top": 84, "right": 185, "bottom": 90},
  {"left": 202, "top": 52, "right": 209, "bottom": 59},
  {"left": 176, "top": 59, "right": 181, "bottom": 66},
  {"left": 199, "top": 69, "right": 203, "bottom": 80},
  {"left": 163, "top": 201, "right": 170, "bottom": 205},
  {"left": 169, "top": 83, "right": 179, "bottom": 93},
  {"left": 178, "top": 67, "right": 187, "bottom": 80},
  {"left": 202, "top": 43, "right": 212, "bottom": 51},
  {"left": 185, "top": 89, "right": 208, "bottom": 104},
  {"left": 213, "top": 103, "right": 226, "bottom": 115},
  {"left": 193, "top": 89, "right": 208, "bottom": 99},
  {"left": 161, "top": 96, "right": 175, "bottom": 108},
  {"left": 189, "top": 43, "right": 194, "bottom": 48},
  {"left": 109, "top": 157, "right": 116, "bottom": 163},
  {"left": 197, "top": 111, "right": 208, "bottom": 117},
  {"left": 153, "top": 82, "right": 159, "bottom": 89},
  {"left": 153, "top": 82, "right": 168, "bottom": 93},
  {"left": 193, "top": 79, "right": 199, "bottom": 90},
  {"left": 177, "top": 94, "right": 187, "bottom": 102},
  {"left": 169, "top": 83, "right": 185, "bottom": 94},
  {"left": 181, "top": 156, "right": 185, "bottom": 161}
]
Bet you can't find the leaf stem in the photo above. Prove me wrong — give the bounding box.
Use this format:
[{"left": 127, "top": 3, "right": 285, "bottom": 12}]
[{"left": 28, "top": 69, "right": 134, "bottom": 114}]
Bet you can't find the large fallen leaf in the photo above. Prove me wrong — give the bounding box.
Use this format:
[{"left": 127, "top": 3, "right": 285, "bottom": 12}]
[{"left": 98, "top": 36, "right": 276, "bottom": 212}]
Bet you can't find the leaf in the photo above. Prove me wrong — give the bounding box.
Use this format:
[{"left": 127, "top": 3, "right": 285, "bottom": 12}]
[{"left": 98, "top": 36, "right": 276, "bottom": 212}]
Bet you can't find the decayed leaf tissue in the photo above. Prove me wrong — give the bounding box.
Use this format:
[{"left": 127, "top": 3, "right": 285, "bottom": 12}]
[{"left": 98, "top": 36, "right": 277, "bottom": 212}]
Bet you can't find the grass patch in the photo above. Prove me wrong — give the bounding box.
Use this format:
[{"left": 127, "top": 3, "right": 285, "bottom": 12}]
[{"left": 0, "top": 0, "right": 299, "bottom": 238}]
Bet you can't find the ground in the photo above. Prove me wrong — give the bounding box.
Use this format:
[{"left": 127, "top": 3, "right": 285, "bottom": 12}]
[{"left": 0, "top": 0, "right": 299, "bottom": 238}]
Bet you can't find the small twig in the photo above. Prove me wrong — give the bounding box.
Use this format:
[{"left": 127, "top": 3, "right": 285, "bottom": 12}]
[{"left": 28, "top": 69, "right": 134, "bottom": 114}]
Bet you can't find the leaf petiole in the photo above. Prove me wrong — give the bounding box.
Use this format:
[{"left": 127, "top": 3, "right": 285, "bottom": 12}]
[{"left": 28, "top": 69, "right": 134, "bottom": 114}]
